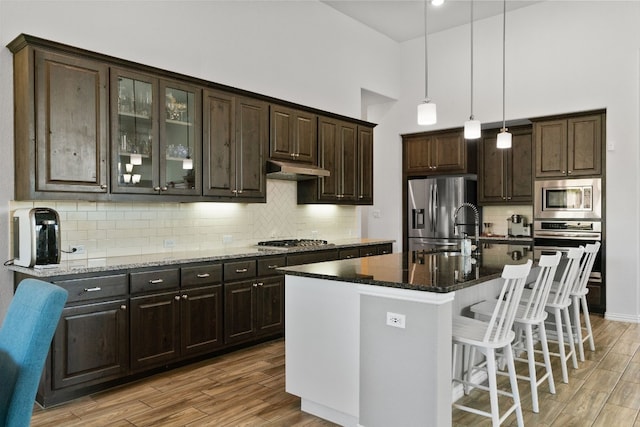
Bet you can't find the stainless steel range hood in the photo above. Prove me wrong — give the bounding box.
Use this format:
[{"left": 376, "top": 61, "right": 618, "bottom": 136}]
[{"left": 266, "top": 160, "right": 330, "bottom": 181}]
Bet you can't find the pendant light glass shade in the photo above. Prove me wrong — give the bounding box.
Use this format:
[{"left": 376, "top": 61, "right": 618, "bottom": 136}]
[
  {"left": 464, "top": 118, "right": 481, "bottom": 139},
  {"left": 418, "top": 100, "right": 437, "bottom": 125},
  {"left": 497, "top": 128, "right": 512, "bottom": 149},
  {"left": 417, "top": 0, "right": 436, "bottom": 125}
]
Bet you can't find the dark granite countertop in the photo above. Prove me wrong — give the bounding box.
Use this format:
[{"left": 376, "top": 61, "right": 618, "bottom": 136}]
[
  {"left": 279, "top": 242, "right": 533, "bottom": 293},
  {"left": 7, "top": 238, "right": 394, "bottom": 278}
]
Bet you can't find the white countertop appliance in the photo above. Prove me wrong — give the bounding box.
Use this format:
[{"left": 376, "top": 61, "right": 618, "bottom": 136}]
[{"left": 13, "top": 207, "right": 61, "bottom": 267}]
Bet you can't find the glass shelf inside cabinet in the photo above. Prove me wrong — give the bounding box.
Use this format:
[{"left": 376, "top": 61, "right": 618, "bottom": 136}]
[
  {"left": 117, "top": 77, "right": 154, "bottom": 188},
  {"left": 165, "top": 88, "right": 196, "bottom": 190}
]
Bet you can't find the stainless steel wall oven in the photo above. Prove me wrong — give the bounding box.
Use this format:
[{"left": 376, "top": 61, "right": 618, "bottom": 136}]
[{"left": 533, "top": 220, "right": 604, "bottom": 313}]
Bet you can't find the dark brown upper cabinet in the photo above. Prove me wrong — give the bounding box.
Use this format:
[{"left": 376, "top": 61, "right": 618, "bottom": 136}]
[
  {"left": 402, "top": 129, "right": 476, "bottom": 176},
  {"left": 269, "top": 104, "right": 317, "bottom": 164},
  {"left": 478, "top": 126, "right": 533, "bottom": 205},
  {"left": 12, "top": 46, "right": 109, "bottom": 200},
  {"left": 110, "top": 69, "right": 202, "bottom": 197},
  {"left": 203, "top": 88, "right": 268, "bottom": 201},
  {"left": 9, "top": 34, "right": 374, "bottom": 203},
  {"left": 298, "top": 117, "right": 373, "bottom": 205},
  {"left": 357, "top": 126, "right": 374, "bottom": 204},
  {"left": 534, "top": 112, "right": 603, "bottom": 178}
]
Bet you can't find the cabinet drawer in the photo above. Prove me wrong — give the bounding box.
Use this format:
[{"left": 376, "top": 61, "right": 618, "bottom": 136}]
[
  {"left": 339, "top": 248, "right": 360, "bottom": 260},
  {"left": 181, "top": 264, "right": 223, "bottom": 288},
  {"left": 257, "top": 256, "right": 286, "bottom": 276},
  {"left": 286, "top": 249, "right": 338, "bottom": 266},
  {"left": 359, "top": 247, "right": 378, "bottom": 257},
  {"left": 224, "top": 260, "right": 257, "bottom": 281},
  {"left": 130, "top": 268, "right": 179, "bottom": 294},
  {"left": 55, "top": 274, "right": 128, "bottom": 304}
]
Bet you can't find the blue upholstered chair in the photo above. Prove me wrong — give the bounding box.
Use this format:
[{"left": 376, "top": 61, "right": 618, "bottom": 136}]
[{"left": 0, "top": 279, "right": 68, "bottom": 427}]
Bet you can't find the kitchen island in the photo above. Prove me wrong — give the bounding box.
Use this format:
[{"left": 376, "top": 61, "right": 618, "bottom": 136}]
[{"left": 281, "top": 243, "right": 533, "bottom": 427}]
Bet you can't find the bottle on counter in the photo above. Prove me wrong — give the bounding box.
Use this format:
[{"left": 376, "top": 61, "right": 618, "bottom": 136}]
[{"left": 461, "top": 233, "right": 472, "bottom": 256}]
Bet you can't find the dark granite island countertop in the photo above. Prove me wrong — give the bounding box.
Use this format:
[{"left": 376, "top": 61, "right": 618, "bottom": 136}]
[{"left": 279, "top": 242, "right": 534, "bottom": 293}]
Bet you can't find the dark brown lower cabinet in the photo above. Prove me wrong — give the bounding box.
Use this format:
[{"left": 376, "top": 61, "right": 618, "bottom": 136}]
[
  {"left": 224, "top": 276, "right": 284, "bottom": 345},
  {"left": 130, "top": 285, "right": 223, "bottom": 371},
  {"left": 22, "top": 243, "right": 385, "bottom": 406},
  {"left": 52, "top": 299, "right": 129, "bottom": 391},
  {"left": 180, "top": 285, "right": 224, "bottom": 357},
  {"left": 130, "top": 291, "right": 181, "bottom": 372}
]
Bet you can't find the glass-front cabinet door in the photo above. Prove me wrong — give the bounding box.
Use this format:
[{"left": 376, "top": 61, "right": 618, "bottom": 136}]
[
  {"left": 160, "top": 79, "right": 201, "bottom": 195},
  {"left": 111, "top": 69, "right": 159, "bottom": 194},
  {"left": 111, "top": 69, "right": 201, "bottom": 196}
]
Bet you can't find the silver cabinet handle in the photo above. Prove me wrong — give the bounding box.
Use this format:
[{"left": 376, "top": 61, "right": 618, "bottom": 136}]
[
  {"left": 161, "top": 186, "right": 168, "bottom": 191},
  {"left": 235, "top": 268, "right": 248, "bottom": 273},
  {"left": 84, "top": 287, "right": 102, "bottom": 292},
  {"left": 100, "top": 184, "right": 107, "bottom": 190},
  {"left": 253, "top": 283, "right": 258, "bottom": 287},
  {"left": 174, "top": 295, "right": 180, "bottom": 301},
  {"left": 182, "top": 294, "right": 188, "bottom": 299},
  {"left": 149, "top": 279, "right": 164, "bottom": 284},
  {"left": 258, "top": 282, "right": 264, "bottom": 286},
  {"left": 120, "top": 305, "right": 127, "bottom": 310},
  {"left": 154, "top": 186, "right": 161, "bottom": 191},
  {"left": 268, "top": 264, "right": 279, "bottom": 269},
  {"left": 196, "top": 273, "right": 211, "bottom": 278}
]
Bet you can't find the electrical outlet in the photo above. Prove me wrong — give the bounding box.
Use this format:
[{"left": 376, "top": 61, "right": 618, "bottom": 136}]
[
  {"left": 71, "top": 245, "right": 85, "bottom": 255},
  {"left": 386, "top": 312, "right": 406, "bottom": 329},
  {"left": 163, "top": 239, "right": 176, "bottom": 248},
  {"left": 223, "top": 235, "right": 233, "bottom": 244}
]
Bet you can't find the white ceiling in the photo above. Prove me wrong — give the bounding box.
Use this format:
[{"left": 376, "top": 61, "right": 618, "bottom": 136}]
[{"left": 321, "top": 0, "right": 542, "bottom": 42}]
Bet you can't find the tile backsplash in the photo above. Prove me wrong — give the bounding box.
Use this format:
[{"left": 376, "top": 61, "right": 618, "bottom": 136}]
[
  {"left": 9, "top": 180, "right": 359, "bottom": 261},
  {"left": 481, "top": 205, "right": 534, "bottom": 236}
]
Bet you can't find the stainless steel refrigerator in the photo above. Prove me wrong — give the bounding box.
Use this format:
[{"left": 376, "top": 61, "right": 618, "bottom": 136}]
[{"left": 407, "top": 176, "right": 479, "bottom": 252}]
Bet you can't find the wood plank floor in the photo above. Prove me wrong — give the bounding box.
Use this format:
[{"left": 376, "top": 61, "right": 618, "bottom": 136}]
[{"left": 31, "top": 314, "right": 640, "bottom": 426}]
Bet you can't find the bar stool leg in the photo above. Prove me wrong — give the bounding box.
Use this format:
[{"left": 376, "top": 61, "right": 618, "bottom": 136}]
[
  {"left": 553, "top": 307, "right": 569, "bottom": 384},
  {"left": 572, "top": 295, "right": 585, "bottom": 362},
  {"left": 523, "top": 323, "right": 540, "bottom": 413},
  {"left": 505, "top": 344, "right": 524, "bottom": 427},
  {"left": 563, "top": 306, "right": 579, "bottom": 369},
  {"left": 581, "top": 295, "right": 596, "bottom": 352},
  {"left": 539, "top": 321, "right": 556, "bottom": 395},
  {"left": 485, "top": 348, "right": 501, "bottom": 427}
]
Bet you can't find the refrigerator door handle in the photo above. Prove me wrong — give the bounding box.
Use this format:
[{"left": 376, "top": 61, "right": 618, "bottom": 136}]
[
  {"left": 432, "top": 183, "right": 439, "bottom": 233},
  {"left": 412, "top": 209, "right": 425, "bottom": 229}
]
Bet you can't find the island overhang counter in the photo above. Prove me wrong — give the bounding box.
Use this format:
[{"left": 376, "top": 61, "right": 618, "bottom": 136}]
[{"left": 280, "top": 245, "right": 533, "bottom": 427}]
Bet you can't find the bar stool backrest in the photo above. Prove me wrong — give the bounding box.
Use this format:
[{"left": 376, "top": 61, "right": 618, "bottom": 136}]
[
  {"left": 484, "top": 259, "right": 532, "bottom": 344},
  {"left": 521, "top": 251, "right": 561, "bottom": 321},
  {"left": 548, "top": 247, "right": 584, "bottom": 307},
  {"left": 570, "top": 242, "right": 601, "bottom": 295}
]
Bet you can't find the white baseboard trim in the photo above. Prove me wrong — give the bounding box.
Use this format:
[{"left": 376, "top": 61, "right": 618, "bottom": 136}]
[{"left": 604, "top": 312, "right": 640, "bottom": 323}]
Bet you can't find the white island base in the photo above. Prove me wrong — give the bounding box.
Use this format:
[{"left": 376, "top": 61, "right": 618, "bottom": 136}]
[{"left": 285, "top": 275, "right": 456, "bottom": 427}]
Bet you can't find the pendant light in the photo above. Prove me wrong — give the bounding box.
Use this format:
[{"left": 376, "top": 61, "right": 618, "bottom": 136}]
[
  {"left": 464, "top": 0, "right": 481, "bottom": 139},
  {"left": 496, "top": 0, "right": 512, "bottom": 149},
  {"left": 417, "top": 0, "right": 436, "bottom": 125}
]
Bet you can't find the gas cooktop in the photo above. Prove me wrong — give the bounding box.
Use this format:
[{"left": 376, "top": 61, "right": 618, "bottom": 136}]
[{"left": 257, "top": 239, "right": 333, "bottom": 250}]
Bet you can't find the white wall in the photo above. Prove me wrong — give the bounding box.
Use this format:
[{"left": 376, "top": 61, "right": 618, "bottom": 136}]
[
  {"left": 368, "top": 0, "right": 640, "bottom": 321},
  {"left": 0, "top": 0, "right": 400, "bottom": 319}
]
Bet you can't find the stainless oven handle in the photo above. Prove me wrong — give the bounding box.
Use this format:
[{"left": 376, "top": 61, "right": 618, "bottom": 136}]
[{"left": 534, "top": 232, "right": 601, "bottom": 240}]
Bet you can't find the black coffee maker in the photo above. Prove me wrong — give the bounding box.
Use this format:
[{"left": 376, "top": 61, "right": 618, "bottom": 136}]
[{"left": 13, "top": 208, "right": 61, "bottom": 267}]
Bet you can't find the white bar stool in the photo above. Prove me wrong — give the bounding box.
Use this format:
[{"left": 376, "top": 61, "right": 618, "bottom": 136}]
[
  {"left": 452, "top": 260, "right": 532, "bottom": 427},
  {"left": 570, "top": 241, "right": 600, "bottom": 362},
  {"left": 470, "top": 252, "right": 561, "bottom": 413},
  {"left": 536, "top": 247, "right": 584, "bottom": 384}
]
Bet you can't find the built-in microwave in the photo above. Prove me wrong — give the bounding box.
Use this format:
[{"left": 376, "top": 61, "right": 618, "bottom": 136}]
[{"left": 534, "top": 178, "right": 602, "bottom": 219}]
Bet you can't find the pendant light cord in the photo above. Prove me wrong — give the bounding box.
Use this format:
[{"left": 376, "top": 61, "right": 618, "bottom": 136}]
[
  {"left": 502, "top": 0, "right": 506, "bottom": 130},
  {"left": 424, "top": 0, "right": 429, "bottom": 100},
  {"left": 470, "top": 0, "right": 474, "bottom": 119}
]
